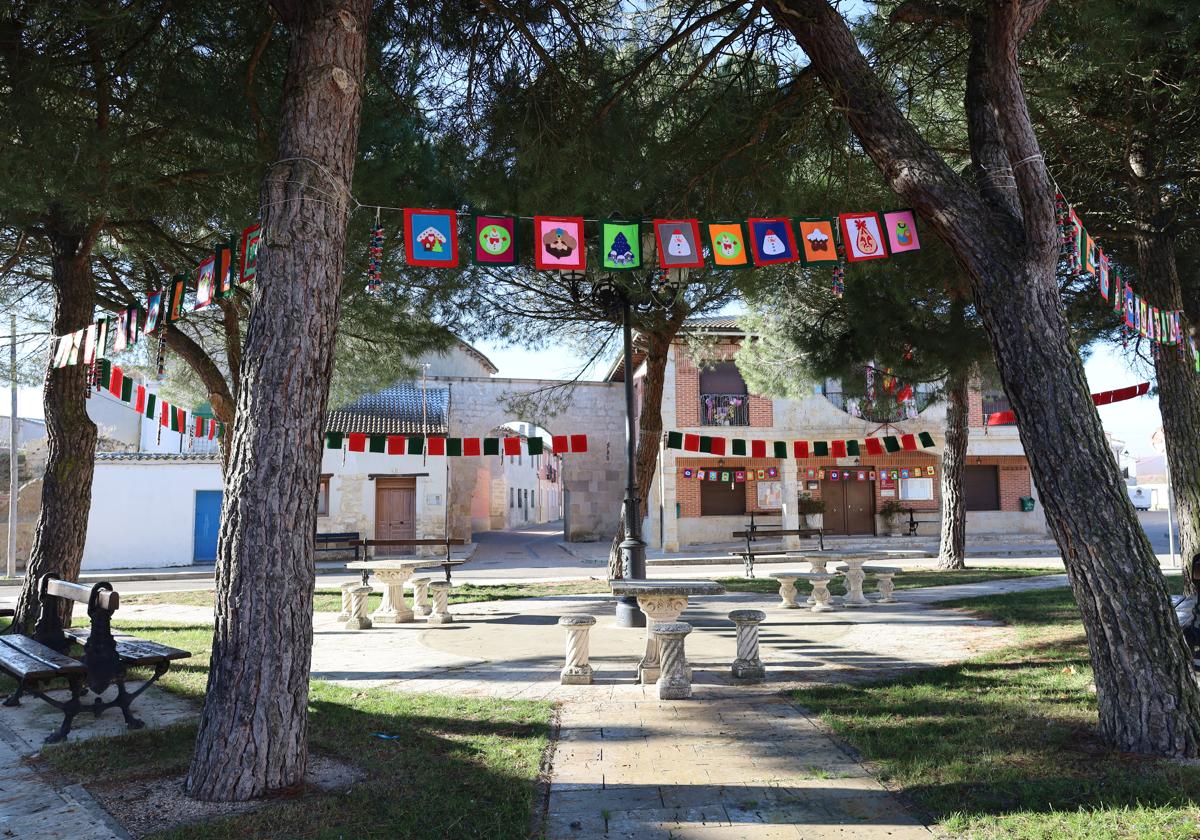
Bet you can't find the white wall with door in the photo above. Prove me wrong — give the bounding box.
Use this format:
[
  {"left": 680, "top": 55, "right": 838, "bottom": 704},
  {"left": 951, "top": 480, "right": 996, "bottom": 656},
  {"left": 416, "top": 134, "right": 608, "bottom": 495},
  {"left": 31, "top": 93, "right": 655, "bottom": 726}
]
[{"left": 317, "top": 448, "right": 449, "bottom": 544}]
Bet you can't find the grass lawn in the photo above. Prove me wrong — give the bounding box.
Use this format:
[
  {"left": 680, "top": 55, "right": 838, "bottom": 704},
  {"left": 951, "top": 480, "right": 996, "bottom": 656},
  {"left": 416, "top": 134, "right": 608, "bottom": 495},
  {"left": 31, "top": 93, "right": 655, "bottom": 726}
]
[
  {"left": 18, "top": 619, "right": 551, "bottom": 840},
  {"left": 121, "top": 565, "right": 1063, "bottom": 610},
  {"left": 792, "top": 578, "right": 1200, "bottom": 840}
]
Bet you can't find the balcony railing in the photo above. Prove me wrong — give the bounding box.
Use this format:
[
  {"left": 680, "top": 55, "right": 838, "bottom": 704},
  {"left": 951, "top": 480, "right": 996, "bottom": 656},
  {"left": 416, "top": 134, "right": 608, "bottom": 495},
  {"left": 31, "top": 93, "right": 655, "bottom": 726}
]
[
  {"left": 981, "top": 393, "right": 1014, "bottom": 424},
  {"left": 700, "top": 393, "right": 749, "bottom": 426},
  {"left": 822, "top": 388, "right": 935, "bottom": 423}
]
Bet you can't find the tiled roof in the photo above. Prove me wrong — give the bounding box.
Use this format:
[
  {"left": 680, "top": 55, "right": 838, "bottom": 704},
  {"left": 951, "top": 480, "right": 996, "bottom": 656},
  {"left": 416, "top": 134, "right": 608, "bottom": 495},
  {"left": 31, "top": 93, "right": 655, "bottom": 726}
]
[
  {"left": 684, "top": 315, "right": 743, "bottom": 331},
  {"left": 327, "top": 382, "right": 450, "bottom": 435},
  {"left": 95, "top": 452, "right": 220, "bottom": 463}
]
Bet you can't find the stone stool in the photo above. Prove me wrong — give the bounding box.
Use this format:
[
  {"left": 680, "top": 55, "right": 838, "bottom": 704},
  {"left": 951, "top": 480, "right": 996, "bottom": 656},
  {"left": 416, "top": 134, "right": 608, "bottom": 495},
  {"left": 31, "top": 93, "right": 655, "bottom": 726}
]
[
  {"left": 728, "top": 609, "right": 767, "bottom": 681},
  {"left": 558, "top": 615, "right": 597, "bottom": 685},
  {"left": 344, "top": 583, "right": 373, "bottom": 630},
  {"left": 337, "top": 581, "right": 356, "bottom": 622},
  {"left": 653, "top": 622, "right": 693, "bottom": 700},
  {"left": 427, "top": 581, "right": 454, "bottom": 625},
  {"left": 767, "top": 572, "right": 802, "bottom": 608},
  {"left": 865, "top": 566, "right": 902, "bottom": 603},
  {"left": 410, "top": 577, "right": 432, "bottom": 617},
  {"left": 793, "top": 572, "right": 837, "bottom": 612},
  {"left": 805, "top": 557, "right": 830, "bottom": 604}
]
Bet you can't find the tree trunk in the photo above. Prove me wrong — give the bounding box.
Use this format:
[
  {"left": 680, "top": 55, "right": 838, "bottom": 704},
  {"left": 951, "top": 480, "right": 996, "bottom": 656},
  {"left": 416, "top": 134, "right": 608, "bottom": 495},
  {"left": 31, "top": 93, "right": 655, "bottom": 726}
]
[
  {"left": 13, "top": 229, "right": 97, "bottom": 631},
  {"left": 767, "top": 0, "right": 1200, "bottom": 756},
  {"left": 609, "top": 327, "right": 676, "bottom": 579},
  {"left": 936, "top": 369, "right": 968, "bottom": 569},
  {"left": 184, "top": 0, "right": 370, "bottom": 802},
  {"left": 1128, "top": 144, "right": 1200, "bottom": 598}
]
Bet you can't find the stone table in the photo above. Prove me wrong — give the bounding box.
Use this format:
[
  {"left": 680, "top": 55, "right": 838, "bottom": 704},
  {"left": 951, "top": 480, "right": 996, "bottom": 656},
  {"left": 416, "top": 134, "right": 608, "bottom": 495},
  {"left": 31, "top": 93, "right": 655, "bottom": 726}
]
[
  {"left": 347, "top": 559, "right": 431, "bottom": 625},
  {"left": 833, "top": 554, "right": 884, "bottom": 607},
  {"left": 608, "top": 579, "right": 726, "bottom": 683}
]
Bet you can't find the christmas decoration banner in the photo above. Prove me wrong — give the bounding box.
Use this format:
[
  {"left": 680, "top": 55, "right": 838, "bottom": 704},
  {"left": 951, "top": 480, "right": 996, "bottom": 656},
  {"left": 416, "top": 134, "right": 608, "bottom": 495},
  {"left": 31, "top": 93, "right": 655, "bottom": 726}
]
[
  {"left": 325, "top": 432, "right": 587, "bottom": 457},
  {"left": 984, "top": 382, "right": 1150, "bottom": 426},
  {"left": 93, "top": 359, "right": 225, "bottom": 442},
  {"left": 664, "top": 430, "right": 937, "bottom": 457}
]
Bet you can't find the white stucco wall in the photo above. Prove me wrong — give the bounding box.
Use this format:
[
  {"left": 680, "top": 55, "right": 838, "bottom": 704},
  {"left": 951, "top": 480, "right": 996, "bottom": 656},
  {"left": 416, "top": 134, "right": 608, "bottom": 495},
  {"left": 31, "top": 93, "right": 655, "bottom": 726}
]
[
  {"left": 82, "top": 459, "right": 223, "bottom": 569},
  {"left": 317, "top": 448, "right": 449, "bottom": 543}
]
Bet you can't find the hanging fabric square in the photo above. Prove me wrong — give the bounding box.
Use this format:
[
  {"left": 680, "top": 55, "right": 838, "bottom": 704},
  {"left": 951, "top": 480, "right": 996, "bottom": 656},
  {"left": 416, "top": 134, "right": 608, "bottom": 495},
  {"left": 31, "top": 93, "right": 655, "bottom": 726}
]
[
  {"left": 883, "top": 436, "right": 901, "bottom": 453},
  {"left": 144, "top": 290, "right": 163, "bottom": 335},
  {"left": 405, "top": 209, "right": 459, "bottom": 267},
  {"left": 683, "top": 468, "right": 693, "bottom": 479},
  {"left": 463, "top": 438, "right": 481, "bottom": 457},
  {"left": 81, "top": 324, "right": 98, "bottom": 366},
  {"left": 325, "top": 432, "right": 343, "bottom": 449},
  {"left": 882, "top": 209, "right": 921, "bottom": 254},
  {"left": 194, "top": 417, "right": 205, "bottom": 437},
  {"left": 502, "top": 437, "right": 521, "bottom": 456},
  {"left": 812, "top": 441, "right": 829, "bottom": 457},
  {"left": 194, "top": 254, "right": 216, "bottom": 310},
  {"left": 838, "top": 212, "right": 889, "bottom": 262},
  {"left": 168, "top": 274, "right": 188, "bottom": 321},
  {"left": 846, "top": 440, "right": 861, "bottom": 456},
  {"left": 683, "top": 433, "right": 700, "bottom": 452},
  {"left": 120, "top": 376, "right": 133, "bottom": 403},
  {"left": 134, "top": 385, "right": 146, "bottom": 414},
  {"left": 474, "top": 215, "right": 517, "bottom": 265},
  {"left": 831, "top": 440, "right": 847, "bottom": 458},
  {"left": 698, "top": 436, "right": 712, "bottom": 454},
  {"left": 653, "top": 219, "right": 704, "bottom": 269},
  {"left": 239, "top": 224, "right": 262, "bottom": 285},
  {"left": 602, "top": 220, "right": 641, "bottom": 270},
  {"left": 217, "top": 244, "right": 235, "bottom": 296},
  {"left": 94, "top": 318, "right": 109, "bottom": 360},
  {"left": 735, "top": 470, "right": 746, "bottom": 482},
  {"left": 112, "top": 311, "right": 129, "bottom": 354},
  {"left": 900, "top": 434, "right": 917, "bottom": 451},
  {"left": 830, "top": 470, "right": 840, "bottom": 481},
  {"left": 144, "top": 393, "right": 157, "bottom": 419},
  {"left": 1111, "top": 272, "right": 1124, "bottom": 314},
  {"left": 427, "top": 437, "right": 446, "bottom": 456},
  {"left": 757, "top": 469, "right": 766, "bottom": 480},
  {"left": 569, "top": 434, "right": 588, "bottom": 453},
  {"left": 108, "top": 365, "right": 123, "bottom": 397},
  {"left": 208, "top": 419, "right": 218, "bottom": 440},
  {"left": 1097, "top": 252, "right": 1110, "bottom": 300},
  {"left": 1138, "top": 298, "right": 1149, "bottom": 336},
  {"left": 407, "top": 435, "right": 424, "bottom": 455},
  {"left": 369, "top": 434, "right": 386, "bottom": 453},
  {"left": 1123, "top": 286, "right": 1136, "bottom": 328},
  {"left": 386, "top": 435, "right": 405, "bottom": 454},
  {"left": 751, "top": 440, "right": 767, "bottom": 458},
  {"left": 447, "top": 438, "right": 463, "bottom": 457},
  {"left": 772, "top": 441, "right": 787, "bottom": 459},
  {"left": 551, "top": 434, "right": 568, "bottom": 454},
  {"left": 918, "top": 431, "right": 935, "bottom": 448},
  {"left": 797, "top": 219, "right": 838, "bottom": 263},
  {"left": 159, "top": 402, "right": 169, "bottom": 427},
  {"left": 534, "top": 216, "right": 586, "bottom": 271},
  {"left": 747, "top": 218, "right": 800, "bottom": 266},
  {"left": 348, "top": 433, "right": 366, "bottom": 452},
  {"left": 704, "top": 222, "right": 749, "bottom": 268},
  {"left": 527, "top": 437, "right": 544, "bottom": 456},
  {"left": 793, "top": 441, "right": 809, "bottom": 459},
  {"left": 865, "top": 437, "right": 884, "bottom": 456},
  {"left": 666, "top": 431, "right": 684, "bottom": 450},
  {"left": 169, "top": 407, "right": 182, "bottom": 432},
  {"left": 709, "top": 437, "right": 726, "bottom": 456},
  {"left": 1082, "top": 232, "right": 1097, "bottom": 275}
]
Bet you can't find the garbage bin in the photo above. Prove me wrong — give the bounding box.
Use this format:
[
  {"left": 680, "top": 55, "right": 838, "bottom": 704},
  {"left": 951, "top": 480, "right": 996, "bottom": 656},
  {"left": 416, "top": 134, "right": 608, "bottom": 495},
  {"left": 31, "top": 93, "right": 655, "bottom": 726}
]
[{"left": 1019, "top": 496, "right": 1035, "bottom": 512}]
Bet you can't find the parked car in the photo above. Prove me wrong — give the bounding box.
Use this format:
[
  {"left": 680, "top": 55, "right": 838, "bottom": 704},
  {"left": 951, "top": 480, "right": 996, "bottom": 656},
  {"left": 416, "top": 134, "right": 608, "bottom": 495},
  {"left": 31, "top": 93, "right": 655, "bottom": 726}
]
[{"left": 1128, "top": 486, "right": 1152, "bottom": 510}]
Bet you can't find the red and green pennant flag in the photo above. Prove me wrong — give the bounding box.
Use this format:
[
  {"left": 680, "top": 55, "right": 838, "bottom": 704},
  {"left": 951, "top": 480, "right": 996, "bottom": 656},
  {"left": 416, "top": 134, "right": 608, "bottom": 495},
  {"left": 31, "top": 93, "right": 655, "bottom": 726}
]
[
  {"left": 407, "top": 435, "right": 424, "bottom": 455},
  {"left": 173, "top": 407, "right": 185, "bottom": 432},
  {"left": 883, "top": 435, "right": 901, "bottom": 453},
  {"left": 387, "top": 435, "right": 405, "bottom": 454},
  {"left": 194, "top": 417, "right": 206, "bottom": 437},
  {"left": 463, "top": 438, "right": 481, "bottom": 457},
  {"left": 846, "top": 440, "right": 861, "bottom": 456},
  {"left": 793, "top": 441, "right": 809, "bottom": 458},
  {"left": 812, "top": 441, "right": 829, "bottom": 457},
  {"left": 369, "top": 434, "right": 387, "bottom": 453},
  {"left": 901, "top": 433, "right": 918, "bottom": 451},
  {"left": 144, "top": 392, "right": 157, "bottom": 419},
  {"left": 918, "top": 431, "right": 935, "bottom": 448},
  {"left": 831, "top": 440, "right": 847, "bottom": 458},
  {"left": 772, "top": 441, "right": 787, "bottom": 459},
  {"left": 502, "top": 437, "right": 521, "bottom": 456},
  {"left": 666, "top": 431, "right": 684, "bottom": 450},
  {"left": 447, "top": 438, "right": 463, "bottom": 457},
  {"left": 325, "top": 431, "right": 344, "bottom": 449},
  {"left": 750, "top": 440, "right": 766, "bottom": 458},
  {"left": 865, "top": 437, "right": 884, "bottom": 456},
  {"left": 483, "top": 438, "right": 500, "bottom": 456},
  {"left": 120, "top": 375, "right": 133, "bottom": 403},
  {"left": 527, "top": 437, "right": 544, "bottom": 456},
  {"left": 348, "top": 433, "right": 367, "bottom": 452},
  {"left": 428, "top": 436, "right": 446, "bottom": 456}
]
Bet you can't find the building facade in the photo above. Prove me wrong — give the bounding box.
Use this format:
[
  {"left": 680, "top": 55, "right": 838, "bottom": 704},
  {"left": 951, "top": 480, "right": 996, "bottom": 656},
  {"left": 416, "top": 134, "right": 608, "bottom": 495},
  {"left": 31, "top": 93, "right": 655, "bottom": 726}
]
[{"left": 627, "top": 317, "right": 1048, "bottom": 551}]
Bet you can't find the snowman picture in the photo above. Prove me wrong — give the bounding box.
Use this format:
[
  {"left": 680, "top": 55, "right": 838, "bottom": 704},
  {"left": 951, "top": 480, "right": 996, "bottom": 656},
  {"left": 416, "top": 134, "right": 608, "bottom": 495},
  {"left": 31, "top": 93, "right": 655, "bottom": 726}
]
[
  {"left": 761, "top": 227, "right": 786, "bottom": 256},
  {"left": 714, "top": 232, "right": 741, "bottom": 259},
  {"left": 667, "top": 229, "right": 692, "bottom": 258}
]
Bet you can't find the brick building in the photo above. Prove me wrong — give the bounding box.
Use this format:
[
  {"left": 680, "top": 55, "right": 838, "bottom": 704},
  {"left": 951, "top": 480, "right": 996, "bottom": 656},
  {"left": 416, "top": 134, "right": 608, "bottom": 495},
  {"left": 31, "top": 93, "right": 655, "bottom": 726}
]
[{"left": 609, "top": 316, "right": 1048, "bottom": 551}]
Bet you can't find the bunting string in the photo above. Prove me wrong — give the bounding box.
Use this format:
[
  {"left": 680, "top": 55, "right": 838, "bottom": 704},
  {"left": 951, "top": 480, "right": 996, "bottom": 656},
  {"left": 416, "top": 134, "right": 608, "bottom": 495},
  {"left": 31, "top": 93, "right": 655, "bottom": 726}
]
[{"left": 664, "top": 429, "right": 938, "bottom": 458}]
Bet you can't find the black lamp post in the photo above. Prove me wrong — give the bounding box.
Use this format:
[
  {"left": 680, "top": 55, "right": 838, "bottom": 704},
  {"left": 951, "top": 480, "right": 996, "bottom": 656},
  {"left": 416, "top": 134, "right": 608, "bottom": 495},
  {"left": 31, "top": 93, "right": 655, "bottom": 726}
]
[{"left": 573, "top": 269, "right": 685, "bottom": 628}]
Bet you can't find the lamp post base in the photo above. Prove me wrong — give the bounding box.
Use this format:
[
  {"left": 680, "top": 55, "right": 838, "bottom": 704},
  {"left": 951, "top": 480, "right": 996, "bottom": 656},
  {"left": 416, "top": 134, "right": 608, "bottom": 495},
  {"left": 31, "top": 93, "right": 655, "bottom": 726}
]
[{"left": 614, "top": 595, "right": 646, "bottom": 628}]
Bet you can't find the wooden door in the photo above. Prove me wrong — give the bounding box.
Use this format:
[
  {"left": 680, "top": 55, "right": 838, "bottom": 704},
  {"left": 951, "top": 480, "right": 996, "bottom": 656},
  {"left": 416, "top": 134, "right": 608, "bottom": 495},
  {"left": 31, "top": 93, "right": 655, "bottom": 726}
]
[
  {"left": 375, "top": 478, "right": 416, "bottom": 555},
  {"left": 844, "top": 479, "right": 875, "bottom": 535},
  {"left": 819, "top": 481, "right": 847, "bottom": 535}
]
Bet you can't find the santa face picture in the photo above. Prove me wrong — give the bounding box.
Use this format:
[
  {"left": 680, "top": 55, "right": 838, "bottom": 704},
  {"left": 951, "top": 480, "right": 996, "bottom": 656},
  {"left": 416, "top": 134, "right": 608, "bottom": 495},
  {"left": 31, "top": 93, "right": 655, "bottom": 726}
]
[
  {"left": 473, "top": 216, "right": 516, "bottom": 264},
  {"left": 748, "top": 217, "right": 799, "bottom": 265},
  {"left": 404, "top": 208, "right": 459, "bottom": 267},
  {"left": 653, "top": 219, "right": 704, "bottom": 269},
  {"left": 534, "top": 216, "right": 586, "bottom": 271}
]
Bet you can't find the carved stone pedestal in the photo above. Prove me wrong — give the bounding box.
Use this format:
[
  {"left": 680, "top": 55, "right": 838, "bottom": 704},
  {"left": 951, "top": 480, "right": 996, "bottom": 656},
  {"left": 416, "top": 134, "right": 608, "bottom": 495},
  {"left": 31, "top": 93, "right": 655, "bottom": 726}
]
[
  {"left": 653, "top": 622, "right": 693, "bottom": 700},
  {"left": 768, "top": 573, "right": 801, "bottom": 608},
  {"left": 345, "top": 584, "right": 373, "bottom": 630},
  {"left": 836, "top": 559, "right": 873, "bottom": 607},
  {"left": 636, "top": 595, "right": 689, "bottom": 684},
  {"left": 411, "top": 577, "right": 432, "bottom": 617},
  {"left": 428, "top": 581, "right": 454, "bottom": 624},
  {"left": 337, "top": 581, "right": 356, "bottom": 622},
  {"left": 728, "top": 609, "right": 767, "bottom": 681},
  {"left": 558, "top": 615, "right": 597, "bottom": 685},
  {"left": 372, "top": 568, "right": 415, "bottom": 624}
]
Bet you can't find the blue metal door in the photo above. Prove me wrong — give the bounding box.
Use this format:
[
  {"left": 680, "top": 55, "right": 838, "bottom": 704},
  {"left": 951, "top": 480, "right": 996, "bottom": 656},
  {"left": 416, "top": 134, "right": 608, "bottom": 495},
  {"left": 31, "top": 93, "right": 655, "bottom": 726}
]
[{"left": 193, "top": 490, "right": 223, "bottom": 563}]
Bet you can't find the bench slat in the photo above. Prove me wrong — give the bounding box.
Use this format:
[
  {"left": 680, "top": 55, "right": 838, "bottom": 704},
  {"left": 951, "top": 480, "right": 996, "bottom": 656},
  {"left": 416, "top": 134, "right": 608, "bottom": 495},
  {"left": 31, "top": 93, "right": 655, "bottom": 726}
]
[
  {"left": 63, "top": 629, "right": 190, "bottom": 666},
  {"left": 44, "top": 579, "right": 119, "bottom": 611},
  {"left": 0, "top": 635, "right": 86, "bottom": 679},
  {"left": 364, "top": 538, "right": 470, "bottom": 546}
]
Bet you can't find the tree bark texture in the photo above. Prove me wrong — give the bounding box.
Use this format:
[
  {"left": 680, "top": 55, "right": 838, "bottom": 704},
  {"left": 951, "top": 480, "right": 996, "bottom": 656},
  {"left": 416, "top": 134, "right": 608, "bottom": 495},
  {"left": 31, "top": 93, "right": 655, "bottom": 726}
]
[
  {"left": 767, "top": 0, "right": 1200, "bottom": 756},
  {"left": 936, "top": 370, "right": 968, "bottom": 570},
  {"left": 609, "top": 327, "right": 676, "bottom": 580},
  {"left": 13, "top": 231, "right": 98, "bottom": 631},
  {"left": 184, "top": 0, "right": 370, "bottom": 802},
  {"left": 1128, "top": 144, "right": 1200, "bottom": 597}
]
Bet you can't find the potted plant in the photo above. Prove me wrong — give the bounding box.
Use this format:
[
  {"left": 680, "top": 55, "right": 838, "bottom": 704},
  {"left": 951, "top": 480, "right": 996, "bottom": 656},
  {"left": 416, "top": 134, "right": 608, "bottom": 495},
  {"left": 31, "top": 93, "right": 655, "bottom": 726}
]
[
  {"left": 879, "top": 500, "right": 905, "bottom": 536},
  {"left": 797, "top": 493, "right": 825, "bottom": 529}
]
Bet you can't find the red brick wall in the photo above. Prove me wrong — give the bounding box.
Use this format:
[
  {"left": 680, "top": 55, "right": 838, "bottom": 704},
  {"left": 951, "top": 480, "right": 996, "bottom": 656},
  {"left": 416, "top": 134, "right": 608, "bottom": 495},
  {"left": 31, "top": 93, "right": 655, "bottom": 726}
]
[
  {"left": 673, "top": 341, "right": 773, "bottom": 428},
  {"left": 676, "top": 457, "right": 781, "bottom": 517},
  {"left": 967, "top": 384, "right": 984, "bottom": 428},
  {"left": 995, "top": 456, "right": 1033, "bottom": 511}
]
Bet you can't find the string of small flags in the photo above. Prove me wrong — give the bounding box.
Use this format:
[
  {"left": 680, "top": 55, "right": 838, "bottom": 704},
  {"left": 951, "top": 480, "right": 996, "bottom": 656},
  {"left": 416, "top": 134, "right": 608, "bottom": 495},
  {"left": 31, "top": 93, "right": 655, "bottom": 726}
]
[
  {"left": 1056, "top": 195, "right": 1187, "bottom": 352},
  {"left": 93, "top": 359, "right": 226, "bottom": 440},
  {"left": 665, "top": 430, "right": 937, "bottom": 457},
  {"left": 324, "top": 431, "right": 587, "bottom": 457},
  {"left": 682, "top": 465, "right": 936, "bottom": 482}
]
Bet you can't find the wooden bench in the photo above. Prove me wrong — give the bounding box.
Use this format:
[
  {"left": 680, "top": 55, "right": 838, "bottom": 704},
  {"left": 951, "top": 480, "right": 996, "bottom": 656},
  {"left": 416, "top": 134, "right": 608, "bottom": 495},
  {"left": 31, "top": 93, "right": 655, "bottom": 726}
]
[
  {"left": 362, "top": 538, "right": 472, "bottom": 582},
  {"left": 316, "top": 531, "right": 362, "bottom": 562},
  {"left": 0, "top": 576, "right": 190, "bottom": 743},
  {"left": 731, "top": 527, "right": 824, "bottom": 578},
  {"left": 903, "top": 508, "right": 939, "bottom": 536}
]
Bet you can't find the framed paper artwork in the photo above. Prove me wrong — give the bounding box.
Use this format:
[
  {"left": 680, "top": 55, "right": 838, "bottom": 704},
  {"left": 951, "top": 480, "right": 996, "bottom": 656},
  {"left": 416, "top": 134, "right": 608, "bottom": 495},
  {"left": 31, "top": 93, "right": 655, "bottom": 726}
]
[
  {"left": 838, "top": 212, "right": 888, "bottom": 262},
  {"left": 796, "top": 218, "right": 838, "bottom": 263},
  {"left": 474, "top": 215, "right": 516, "bottom": 265},
  {"left": 239, "top": 224, "right": 262, "bottom": 285},
  {"left": 602, "top": 221, "right": 641, "bottom": 270},
  {"left": 747, "top": 217, "right": 799, "bottom": 265},
  {"left": 654, "top": 219, "right": 704, "bottom": 269},
  {"left": 405, "top": 208, "right": 459, "bottom": 267},
  {"left": 144, "top": 291, "right": 162, "bottom": 335},
  {"left": 881, "top": 209, "right": 921, "bottom": 255},
  {"left": 534, "top": 216, "right": 586, "bottom": 271},
  {"left": 704, "top": 222, "right": 749, "bottom": 268},
  {"left": 194, "top": 254, "right": 216, "bottom": 310}
]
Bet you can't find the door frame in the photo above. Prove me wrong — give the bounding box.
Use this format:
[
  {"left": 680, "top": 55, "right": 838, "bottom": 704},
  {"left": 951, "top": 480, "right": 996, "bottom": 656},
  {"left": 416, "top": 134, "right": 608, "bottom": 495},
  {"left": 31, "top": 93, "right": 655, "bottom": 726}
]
[{"left": 375, "top": 477, "right": 418, "bottom": 552}]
